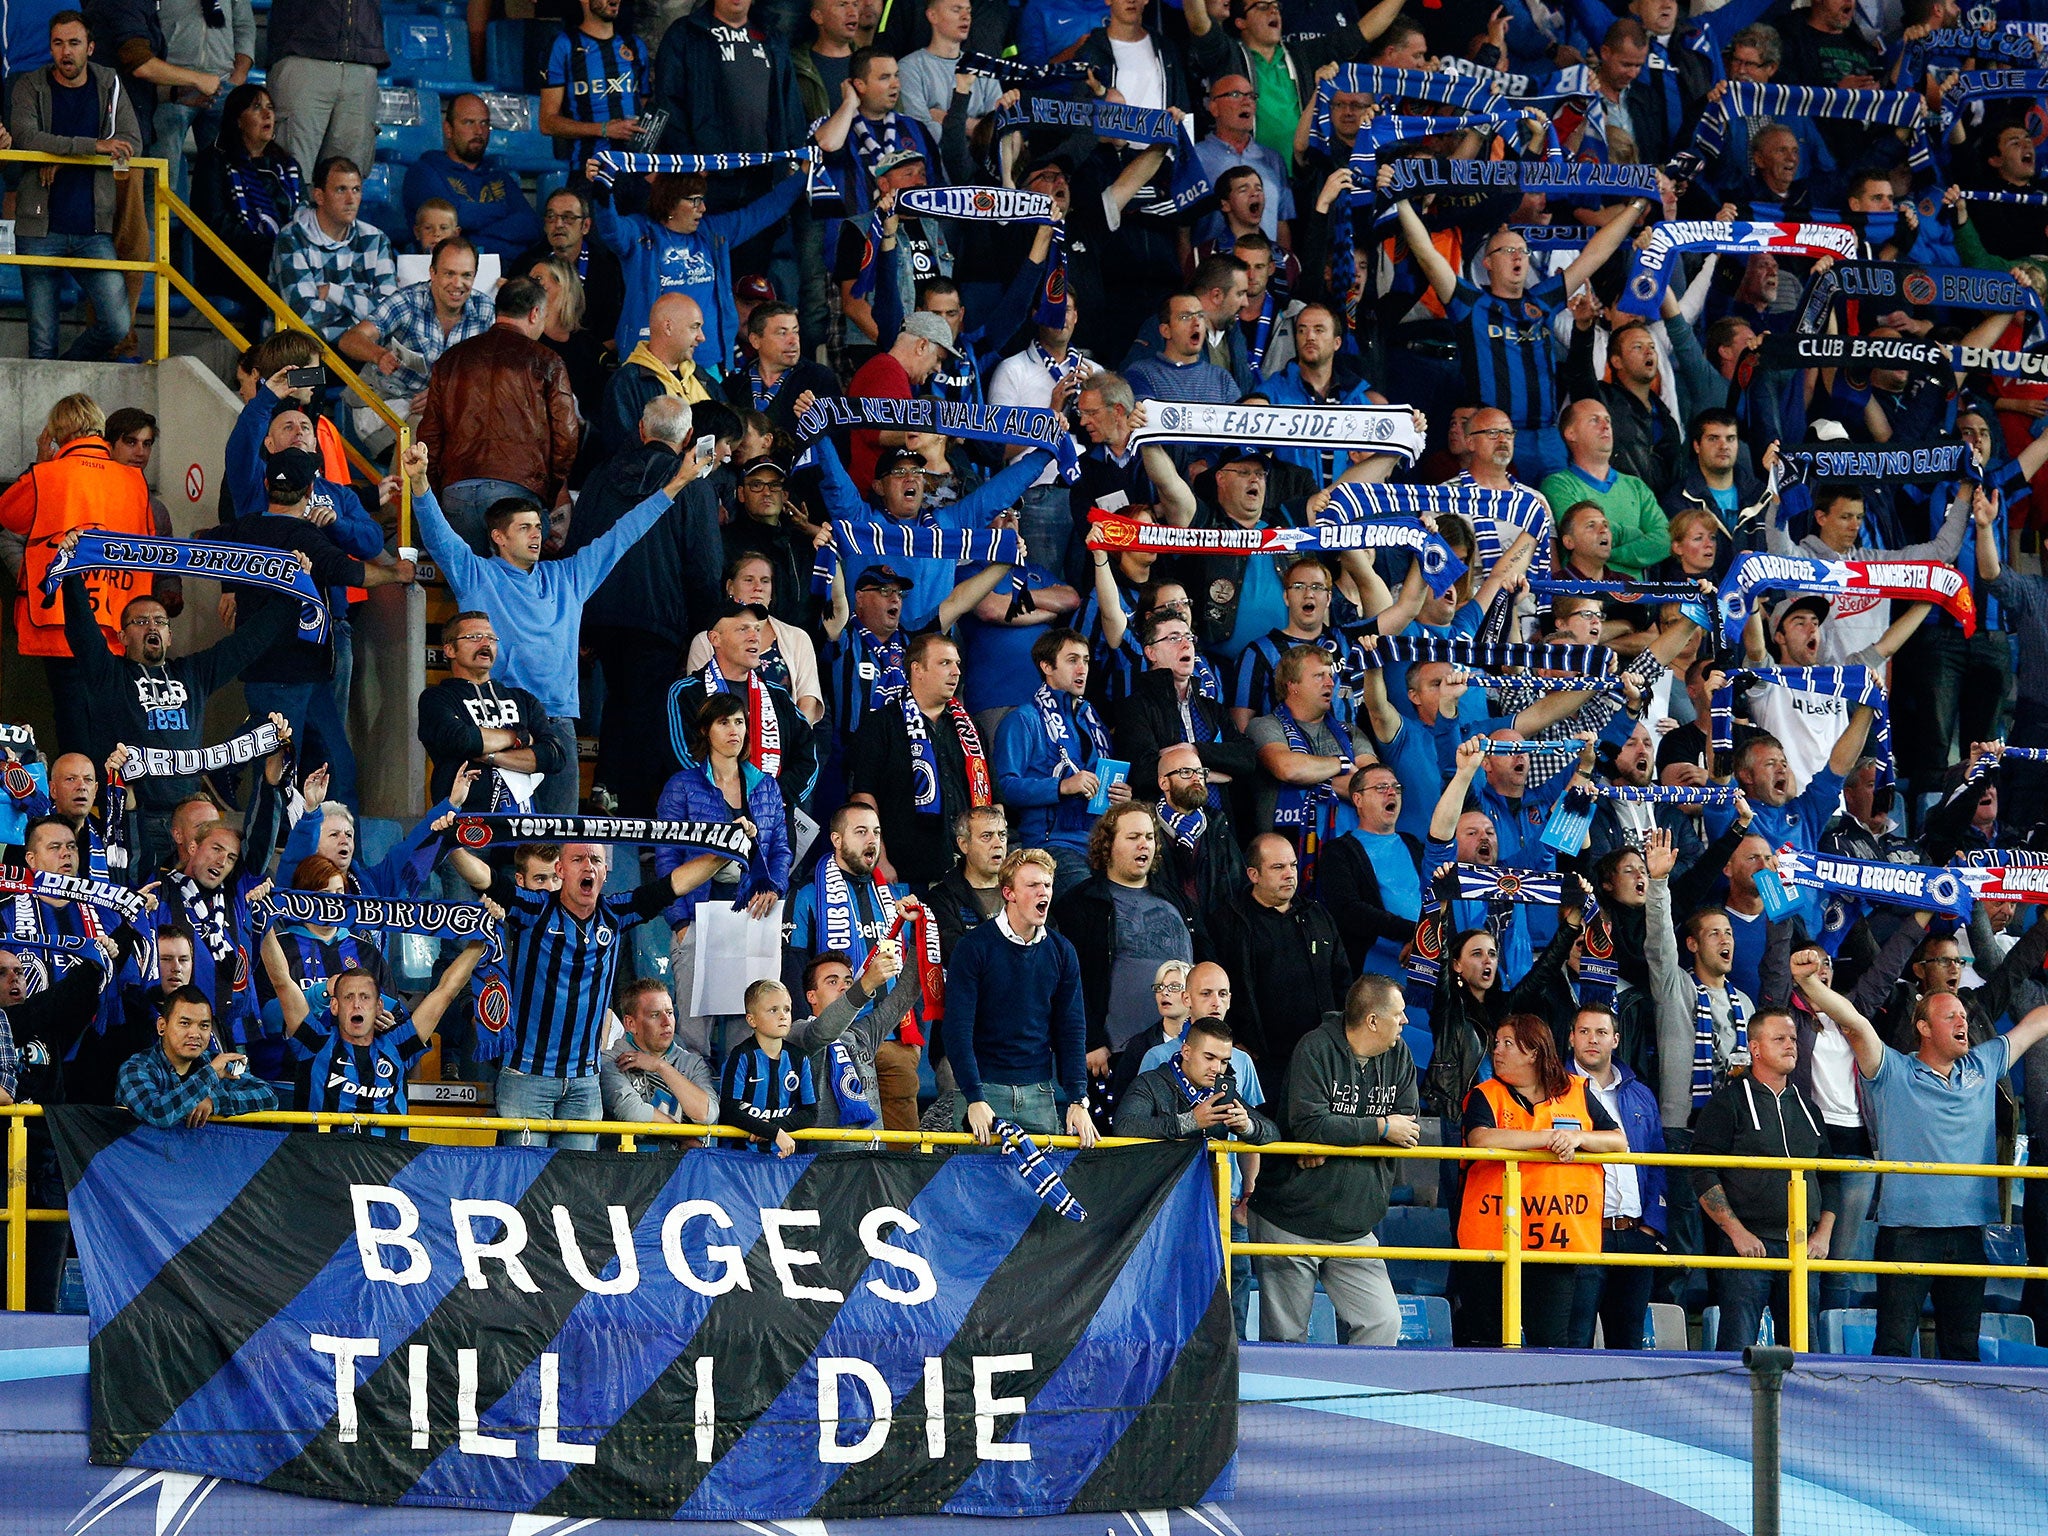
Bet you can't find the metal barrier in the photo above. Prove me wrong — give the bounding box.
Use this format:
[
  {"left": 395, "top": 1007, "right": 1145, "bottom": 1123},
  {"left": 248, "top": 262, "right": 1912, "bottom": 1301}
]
[
  {"left": 6, "top": 1103, "right": 2046, "bottom": 1352},
  {"left": 0, "top": 149, "right": 414, "bottom": 546}
]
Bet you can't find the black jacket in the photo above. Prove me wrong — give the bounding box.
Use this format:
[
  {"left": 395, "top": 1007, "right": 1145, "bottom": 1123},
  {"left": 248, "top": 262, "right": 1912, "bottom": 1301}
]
[
  {"left": 656, "top": 5, "right": 809, "bottom": 155},
  {"left": 1052, "top": 871, "right": 1204, "bottom": 1057},
  {"left": 508, "top": 240, "right": 625, "bottom": 362},
  {"left": 721, "top": 357, "right": 840, "bottom": 439},
  {"left": 1110, "top": 665, "right": 1260, "bottom": 806},
  {"left": 1114, "top": 1058, "right": 1279, "bottom": 1142},
  {"left": 415, "top": 676, "right": 569, "bottom": 805},
  {"left": 722, "top": 512, "right": 823, "bottom": 634},
  {"left": 1204, "top": 887, "right": 1350, "bottom": 1069},
  {"left": 61, "top": 574, "right": 297, "bottom": 812},
  {"left": 1690, "top": 1073, "right": 1836, "bottom": 1240},
  {"left": 1319, "top": 826, "right": 1424, "bottom": 975},
  {"left": 1155, "top": 797, "right": 1246, "bottom": 923},
  {"left": 929, "top": 867, "right": 999, "bottom": 962},
  {"left": 263, "top": 0, "right": 389, "bottom": 66},
  {"left": 659, "top": 669, "right": 819, "bottom": 814},
  {"left": 567, "top": 440, "right": 725, "bottom": 646}
]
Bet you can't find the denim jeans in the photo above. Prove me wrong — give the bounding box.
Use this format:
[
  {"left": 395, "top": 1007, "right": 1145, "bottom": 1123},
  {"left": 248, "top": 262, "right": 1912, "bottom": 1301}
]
[
  {"left": 245, "top": 674, "right": 357, "bottom": 809},
  {"left": 441, "top": 478, "right": 542, "bottom": 557},
  {"left": 1047, "top": 844, "right": 1093, "bottom": 899},
  {"left": 1876, "top": 1225, "right": 1985, "bottom": 1360},
  {"left": 20, "top": 233, "right": 130, "bottom": 360},
  {"left": 1821, "top": 1123, "right": 1878, "bottom": 1313},
  {"left": 533, "top": 715, "right": 581, "bottom": 814},
  {"left": 1568, "top": 1222, "right": 1660, "bottom": 1349},
  {"left": 980, "top": 1079, "right": 1058, "bottom": 1135},
  {"left": 1709, "top": 1232, "right": 1818, "bottom": 1351},
  {"left": 1895, "top": 626, "right": 2014, "bottom": 796},
  {"left": 494, "top": 1067, "right": 603, "bottom": 1151},
  {"left": 152, "top": 99, "right": 222, "bottom": 203}
]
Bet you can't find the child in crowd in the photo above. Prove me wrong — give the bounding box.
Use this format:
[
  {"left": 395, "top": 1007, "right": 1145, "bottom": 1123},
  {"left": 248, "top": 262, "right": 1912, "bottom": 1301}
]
[
  {"left": 411, "top": 199, "right": 460, "bottom": 256},
  {"left": 719, "top": 978, "right": 817, "bottom": 1156}
]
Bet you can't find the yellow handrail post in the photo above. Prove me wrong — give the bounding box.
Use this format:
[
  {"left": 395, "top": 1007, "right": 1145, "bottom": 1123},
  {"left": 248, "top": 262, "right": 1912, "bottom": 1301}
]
[
  {"left": 6, "top": 1112, "right": 26, "bottom": 1311},
  {"left": 1215, "top": 1149, "right": 1233, "bottom": 1279},
  {"left": 152, "top": 161, "right": 170, "bottom": 364},
  {"left": 1787, "top": 1163, "right": 1809, "bottom": 1352},
  {"left": 398, "top": 422, "right": 414, "bottom": 553},
  {"left": 1501, "top": 1155, "right": 1523, "bottom": 1348}
]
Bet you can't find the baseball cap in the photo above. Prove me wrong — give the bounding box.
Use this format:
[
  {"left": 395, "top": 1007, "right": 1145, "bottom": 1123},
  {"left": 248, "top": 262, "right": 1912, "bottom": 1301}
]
[
  {"left": 1214, "top": 445, "right": 1274, "bottom": 472},
  {"left": 855, "top": 564, "right": 914, "bottom": 592},
  {"left": 1770, "top": 593, "right": 1831, "bottom": 630},
  {"left": 1020, "top": 152, "right": 1074, "bottom": 184},
  {"left": 735, "top": 273, "right": 777, "bottom": 304},
  {"left": 901, "top": 311, "right": 961, "bottom": 357},
  {"left": 875, "top": 146, "right": 926, "bottom": 175},
  {"left": 873, "top": 447, "right": 928, "bottom": 479},
  {"left": 264, "top": 447, "right": 320, "bottom": 500},
  {"left": 735, "top": 454, "right": 786, "bottom": 481},
  {"left": 711, "top": 598, "right": 771, "bottom": 623}
]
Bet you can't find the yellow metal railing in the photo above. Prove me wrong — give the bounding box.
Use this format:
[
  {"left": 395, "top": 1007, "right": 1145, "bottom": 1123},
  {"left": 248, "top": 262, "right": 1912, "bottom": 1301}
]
[
  {"left": 5, "top": 1104, "right": 2046, "bottom": 1354},
  {"left": 0, "top": 149, "right": 414, "bottom": 547}
]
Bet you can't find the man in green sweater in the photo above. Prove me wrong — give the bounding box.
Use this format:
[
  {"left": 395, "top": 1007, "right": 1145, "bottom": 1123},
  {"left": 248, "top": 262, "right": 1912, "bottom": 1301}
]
[
  {"left": 1248, "top": 972, "right": 1420, "bottom": 1345},
  {"left": 1540, "top": 398, "right": 1670, "bottom": 579}
]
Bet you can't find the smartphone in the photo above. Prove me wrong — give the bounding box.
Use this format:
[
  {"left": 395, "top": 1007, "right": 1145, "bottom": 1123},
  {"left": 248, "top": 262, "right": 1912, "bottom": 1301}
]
[
  {"left": 286, "top": 366, "right": 325, "bottom": 392},
  {"left": 694, "top": 434, "right": 716, "bottom": 477}
]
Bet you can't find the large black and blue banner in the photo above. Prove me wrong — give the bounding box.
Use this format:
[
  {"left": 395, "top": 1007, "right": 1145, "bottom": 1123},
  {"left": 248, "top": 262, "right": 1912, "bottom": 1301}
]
[{"left": 50, "top": 1112, "right": 1234, "bottom": 1522}]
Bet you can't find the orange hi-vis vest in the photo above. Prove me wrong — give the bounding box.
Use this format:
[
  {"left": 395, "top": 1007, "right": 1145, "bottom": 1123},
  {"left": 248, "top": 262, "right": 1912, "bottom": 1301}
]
[
  {"left": 1457, "top": 1076, "right": 1606, "bottom": 1254},
  {"left": 0, "top": 437, "right": 153, "bottom": 658},
  {"left": 314, "top": 415, "right": 369, "bottom": 606}
]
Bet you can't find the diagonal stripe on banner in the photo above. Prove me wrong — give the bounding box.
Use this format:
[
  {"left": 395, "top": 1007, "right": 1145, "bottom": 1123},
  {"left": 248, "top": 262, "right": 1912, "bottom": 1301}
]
[
  {"left": 138, "top": 1132, "right": 549, "bottom": 1486},
  {"left": 946, "top": 1135, "right": 1229, "bottom": 1509},
  {"left": 813, "top": 1138, "right": 1207, "bottom": 1517},
  {"left": 52, "top": 1112, "right": 289, "bottom": 1328},
  {"left": 264, "top": 1143, "right": 679, "bottom": 1505},
  {"left": 677, "top": 1146, "right": 1044, "bottom": 1515},
  {"left": 533, "top": 1148, "right": 953, "bottom": 1516},
  {"left": 1069, "top": 1278, "right": 1237, "bottom": 1507},
  {"left": 67, "top": 1122, "right": 435, "bottom": 1466}
]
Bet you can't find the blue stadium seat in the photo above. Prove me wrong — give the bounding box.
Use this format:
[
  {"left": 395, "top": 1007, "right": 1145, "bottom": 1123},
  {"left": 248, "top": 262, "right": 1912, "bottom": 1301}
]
[
  {"left": 1983, "top": 1337, "right": 2048, "bottom": 1366},
  {"left": 378, "top": 122, "right": 442, "bottom": 165},
  {"left": 486, "top": 19, "right": 534, "bottom": 90},
  {"left": 1397, "top": 1293, "right": 1451, "bottom": 1347},
  {"left": 1824, "top": 1307, "right": 1919, "bottom": 1358},
  {"left": 360, "top": 163, "right": 410, "bottom": 243},
  {"left": 1980, "top": 1312, "right": 2036, "bottom": 1348},
  {"left": 383, "top": 16, "right": 467, "bottom": 85},
  {"left": 1307, "top": 1290, "right": 1338, "bottom": 1345},
  {"left": 479, "top": 90, "right": 536, "bottom": 131},
  {"left": 1245, "top": 1290, "right": 1260, "bottom": 1341},
  {"left": 377, "top": 86, "right": 428, "bottom": 126},
  {"left": 493, "top": 129, "right": 560, "bottom": 175},
  {"left": 1376, "top": 1205, "right": 1451, "bottom": 1298},
  {"left": 1984, "top": 1224, "right": 2027, "bottom": 1313},
  {"left": 535, "top": 169, "right": 570, "bottom": 208}
]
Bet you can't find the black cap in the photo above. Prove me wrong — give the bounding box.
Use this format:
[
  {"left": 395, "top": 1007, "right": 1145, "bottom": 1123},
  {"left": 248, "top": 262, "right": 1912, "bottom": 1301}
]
[
  {"left": 855, "top": 564, "right": 914, "bottom": 593},
  {"left": 711, "top": 599, "right": 771, "bottom": 623},
  {"left": 1214, "top": 445, "right": 1274, "bottom": 471},
  {"left": 874, "top": 446, "right": 927, "bottom": 478},
  {"left": 264, "top": 447, "right": 320, "bottom": 500},
  {"left": 1020, "top": 152, "right": 1074, "bottom": 185},
  {"left": 735, "top": 454, "right": 786, "bottom": 481}
]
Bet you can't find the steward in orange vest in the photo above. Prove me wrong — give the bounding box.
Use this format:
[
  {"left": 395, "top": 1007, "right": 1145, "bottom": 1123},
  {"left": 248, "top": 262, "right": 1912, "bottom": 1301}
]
[
  {"left": 1458, "top": 1075, "right": 1608, "bottom": 1255},
  {"left": 0, "top": 432, "right": 153, "bottom": 659}
]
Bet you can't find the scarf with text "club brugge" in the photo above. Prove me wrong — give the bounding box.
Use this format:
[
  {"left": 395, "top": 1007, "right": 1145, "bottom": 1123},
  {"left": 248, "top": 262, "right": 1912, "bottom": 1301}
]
[
  {"left": 44, "top": 530, "right": 330, "bottom": 643},
  {"left": 1757, "top": 333, "right": 1958, "bottom": 377},
  {"left": 1619, "top": 221, "right": 1860, "bottom": 319},
  {"left": 1084, "top": 509, "right": 1468, "bottom": 595},
  {"left": 697, "top": 663, "right": 780, "bottom": 777},
  {"left": 810, "top": 858, "right": 931, "bottom": 1043},
  {"left": 1794, "top": 261, "right": 2048, "bottom": 336},
  {"left": 1717, "top": 550, "right": 1976, "bottom": 645},
  {"left": 897, "top": 187, "right": 1069, "bottom": 329},
  {"left": 121, "top": 719, "right": 283, "bottom": 780}
]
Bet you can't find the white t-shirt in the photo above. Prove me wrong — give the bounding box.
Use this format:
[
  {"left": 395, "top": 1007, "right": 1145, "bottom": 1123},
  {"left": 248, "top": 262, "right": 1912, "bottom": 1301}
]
[
  {"left": 1107, "top": 35, "right": 1167, "bottom": 111},
  {"left": 1748, "top": 680, "right": 1845, "bottom": 794},
  {"left": 988, "top": 347, "right": 1096, "bottom": 488},
  {"left": 1807, "top": 1017, "right": 1862, "bottom": 1128}
]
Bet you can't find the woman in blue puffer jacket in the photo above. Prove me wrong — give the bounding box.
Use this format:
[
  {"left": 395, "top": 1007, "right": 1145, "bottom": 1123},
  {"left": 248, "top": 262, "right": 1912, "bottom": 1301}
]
[{"left": 657, "top": 692, "right": 793, "bottom": 1055}]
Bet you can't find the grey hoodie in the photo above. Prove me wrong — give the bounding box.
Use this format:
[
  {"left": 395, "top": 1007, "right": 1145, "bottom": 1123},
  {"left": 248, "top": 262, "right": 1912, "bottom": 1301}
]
[
  {"left": 1249, "top": 1012, "right": 1418, "bottom": 1243},
  {"left": 8, "top": 62, "right": 143, "bottom": 237}
]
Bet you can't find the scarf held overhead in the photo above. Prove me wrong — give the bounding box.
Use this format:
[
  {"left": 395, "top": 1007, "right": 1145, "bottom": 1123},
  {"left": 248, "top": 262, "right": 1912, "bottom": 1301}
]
[
  {"left": 1084, "top": 510, "right": 1468, "bottom": 595},
  {"left": 1619, "top": 221, "right": 1860, "bottom": 319},
  {"left": 43, "top": 531, "right": 331, "bottom": 642},
  {"left": 1718, "top": 551, "right": 1976, "bottom": 642},
  {"left": 1794, "top": 261, "right": 2048, "bottom": 334},
  {"left": 449, "top": 815, "right": 756, "bottom": 860},
  {"left": 795, "top": 395, "right": 1080, "bottom": 484},
  {"left": 122, "top": 720, "right": 282, "bottom": 780},
  {"left": 1126, "top": 400, "right": 1425, "bottom": 465},
  {"left": 251, "top": 888, "right": 504, "bottom": 961}
]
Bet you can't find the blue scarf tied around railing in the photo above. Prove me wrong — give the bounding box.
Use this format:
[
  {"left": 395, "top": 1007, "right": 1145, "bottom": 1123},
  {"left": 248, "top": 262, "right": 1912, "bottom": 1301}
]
[{"left": 44, "top": 530, "right": 330, "bottom": 643}]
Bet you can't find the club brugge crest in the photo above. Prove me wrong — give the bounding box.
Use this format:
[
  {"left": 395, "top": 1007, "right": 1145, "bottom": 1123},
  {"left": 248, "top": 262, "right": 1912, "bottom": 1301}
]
[
  {"left": 455, "top": 819, "right": 493, "bottom": 848},
  {"left": 477, "top": 974, "right": 510, "bottom": 1034},
  {"left": 1493, "top": 871, "right": 1526, "bottom": 899},
  {"left": 1629, "top": 271, "right": 1658, "bottom": 301},
  {"left": 972, "top": 189, "right": 996, "bottom": 213},
  {"left": 1158, "top": 405, "right": 1189, "bottom": 432},
  {"left": 2, "top": 761, "right": 34, "bottom": 799},
  {"left": 1901, "top": 267, "right": 1936, "bottom": 307},
  {"left": 232, "top": 944, "right": 249, "bottom": 994},
  {"left": 1415, "top": 919, "right": 1444, "bottom": 961}
]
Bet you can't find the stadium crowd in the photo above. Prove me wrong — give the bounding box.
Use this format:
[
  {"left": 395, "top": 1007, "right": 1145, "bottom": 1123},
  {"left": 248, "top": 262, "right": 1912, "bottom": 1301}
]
[{"left": 2, "top": 0, "right": 2048, "bottom": 1360}]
